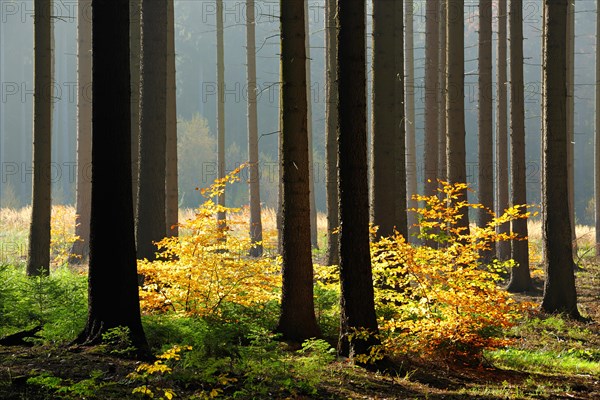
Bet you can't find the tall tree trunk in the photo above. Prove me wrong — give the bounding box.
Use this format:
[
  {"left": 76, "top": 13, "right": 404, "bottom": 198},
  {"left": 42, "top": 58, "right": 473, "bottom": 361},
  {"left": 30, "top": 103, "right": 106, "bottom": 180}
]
[
  {"left": 541, "top": 0, "right": 580, "bottom": 318},
  {"left": 478, "top": 0, "right": 493, "bottom": 261},
  {"left": 405, "top": 0, "right": 419, "bottom": 242},
  {"left": 496, "top": 0, "right": 510, "bottom": 261},
  {"left": 446, "top": 0, "right": 469, "bottom": 232},
  {"left": 304, "top": 0, "right": 319, "bottom": 249},
  {"left": 596, "top": 0, "right": 600, "bottom": 256},
  {"left": 216, "top": 0, "right": 226, "bottom": 228},
  {"left": 394, "top": 0, "right": 408, "bottom": 240},
  {"left": 540, "top": 2, "right": 547, "bottom": 264},
  {"left": 130, "top": 0, "right": 141, "bottom": 215},
  {"left": 27, "top": 0, "right": 52, "bottom": 276},
  {"left": 165, "top": 0, "right": 179, "bottom": 238},
  {"left": 325, "top": 0, "right": 339, "bottom": 265},
  {"left": 438, "top": 0, "right": 447, "bottom": 183},
  {"left": 136, "top": 0, "right": 168, "bottom": 261},
  {"left": 76, "top": 0, "right": 150, "bottom": 355},
  {"left": 275, "top": 0, "right": 321, "bottom": 342},
  {"left": 337, "top": 0, "right": 381, "bottom": 359},
  {"left": 566, "top": 0, "right": 577, "bottom": 257},
  {"left": 424, "top": 0, "right": 439, "bottom": 199},
  {"left": 70, "top": 0, "right": 92, "bottom": 264},
  {"left": 246, "top": 0, "right": 263, "bottom": 257},
  {"left": 507, "top": 0, "right": 532, "bottom": 292},
  {"left": 372, "top": 0, "right": 401, "bottom": 238}
]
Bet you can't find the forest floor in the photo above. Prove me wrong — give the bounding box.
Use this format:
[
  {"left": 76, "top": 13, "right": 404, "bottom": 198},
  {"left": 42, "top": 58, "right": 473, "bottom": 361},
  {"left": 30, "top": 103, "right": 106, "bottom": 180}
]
[{"left": 0, "top": 262, "right": 599, "bottom": 399}]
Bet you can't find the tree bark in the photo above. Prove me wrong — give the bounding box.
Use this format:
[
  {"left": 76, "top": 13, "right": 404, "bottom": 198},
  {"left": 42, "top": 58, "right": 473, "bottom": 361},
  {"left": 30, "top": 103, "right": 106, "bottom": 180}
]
[
  {"left": 405, "top": 0, "right": 419, "bottom": 242},
  {"left": 596, "top": 0, "right": 600, "bottom": 256},
  {"left": 446, "top": 0, "right": 469, "bottom": 232},
  {"left": 566, "top": 0, "right": 577, "bottom": 257},
  {"left": 438, "top": 0, "right": 447, "bottom": 184},
  {"left": 275, "top": 0, "right": 320, "bottom": 342},
  {"left": 27, "top": 0, "right": 52, "bottom": 276},
  {"left": 246, "top": 0, "right": 263, "bottom": 257},
  {"left": 337, "top": 0, "right": 381, "bottom": 359},
  {"left": 216, "top": 0, "right": 226, "bottom": 229},
  {"left": 496, "top": 0, "right": 511, "bottom": 261},
  {"left": 541, "top": 0, "right": 580, "bottom": 318},
  {"left": 70, "top": 0, "right": 92, "bottom": 264},
  {"left": 165, "top": 0, "right": 179, "bottom": 238},
  {"left": 325, "top": 0, "right": 339, "bottom": 265},
  {"left": 424, "top": 0, "right": 439, "bottom": 199},
  {"left": 478, "top": 0, "right": 493, "bottom": 262},
  {"left": 130, "top": 0, "right": 141, "bottom": 216},
  {"left": 76, "top": 0, "right": 149, "bottom": 356},
  {"left": 136, "top": 0, "right": 168, "bottom": 261},
  {"left": 507, "top": 0, "right": 532, "bottom": 292}
]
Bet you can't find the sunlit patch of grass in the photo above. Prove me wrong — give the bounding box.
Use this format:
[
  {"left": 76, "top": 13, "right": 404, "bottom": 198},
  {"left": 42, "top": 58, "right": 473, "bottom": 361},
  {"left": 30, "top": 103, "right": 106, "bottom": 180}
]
[
  {"left": 459, "top": 376, "right": 574, "bottom": 399},
  {"left": 487, "top": 348, "right": 600, "bottom": 376}
]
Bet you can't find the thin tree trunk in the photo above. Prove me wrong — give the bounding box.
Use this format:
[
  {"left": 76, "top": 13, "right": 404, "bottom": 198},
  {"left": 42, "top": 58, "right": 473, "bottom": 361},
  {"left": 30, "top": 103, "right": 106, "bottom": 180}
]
[
  {"left": 372, "top": 0, "right": 400, "bottom": 238},
  {"left": 130, "top": 0, "right": 141, "bottom": 215},
  {"left": 507, "top": 0, "right": 532, "bottom": 292},
  {"left": 446, "top": 0, "right": 469, "bottom": 232},
  {"left": 566, "top": 0, "right": 577, "bottom": 257},
  {"left": 496, "top": 0, "right": 511, "bottom": 261},
  {"left": 276, "top": 0, "right": 321, "bottom": 341},
  {"left": 337, "top": 0, "right": 381, "bottom": 359},
  {"left": 541, "top": 0, "right": 580, "bottom": 318},
  {"left": 70, "top": 0, "right": 92, "bottom": 264},
  {"left": 305, "top": 0, "right": 319, "bottom": 249},
  {"left": 246, "top": 0, "right": 263, "bottom": 257},
  {"left": 325, "top": 0, "right": 339, "bottom": 265},
  {"left": 165, "top": 0, "right": 179, "bottom": 238},
  {"left": 405, "top": 0, "right": 419, "bottom": 242},
  {"left": 216, "top": 0, "right": 226, "bottom": 228},
  {"left": 424, "top": 0, "right": 439, "bottom": 199},
  {"left": 136, "top": 0, "right": 168, "bottom": 261},
  {"left": 438, "top": 0, "right": 447, "bottom": 183},
  {"left": 478, "top": 0, "right": 494, "bottom": 262},
  {"left": 596, "top": 0, "right": 600, "bottom": 256},
  {"left": 76, "top": 0, "right": 150, "bottom": 355},
  {"left": 27, "top": 0, "right": 52, "bottom": 276}
]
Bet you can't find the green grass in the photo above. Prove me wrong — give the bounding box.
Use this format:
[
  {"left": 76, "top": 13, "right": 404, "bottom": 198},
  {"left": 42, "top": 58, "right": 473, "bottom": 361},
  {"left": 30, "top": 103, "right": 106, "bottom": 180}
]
[{"left": 487, "top": 348, "right": 600, "bottom": 376}]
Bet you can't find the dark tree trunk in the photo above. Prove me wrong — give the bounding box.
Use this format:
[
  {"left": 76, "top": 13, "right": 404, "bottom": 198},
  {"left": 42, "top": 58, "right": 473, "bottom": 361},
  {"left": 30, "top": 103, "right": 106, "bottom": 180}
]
[
  {"left": 275, "top": 0, "right": 320, "bottom": 342},
  {"left": 438, "top": 0, "right": 447, "bottom": 184},
  {"left": 165, "top": 0, "right": 179, "bottom": 238},
  {"left": 424, "top": 0, "right": 439, "bottom": 199},
  {"left": 496, "top": 0, "right": 511, "bottom": 261},
  {"left": 70, "top": 0, "right": 92, "bottom": 264},
  {"left": 507, "top": 0, "right": 532, "bottom": 292},
  {"left": 566, "top": 0, "right": 577, "bottom": 257},
  {"left": 27, "top": 0, "right": 52, "bottom": 276},
  {"left": 337, "top": 0, "right": 381, "bottom": 359},
  {"left": 540, "top": 0, "right": 580, "bottom": 318},
  {"left": 596, "top": 0, "right": 600, "bottom": 256},
  {"left": 76, "top": 0, "right": 149, "bottom": 356},
  {"left": 136, "top": 0, "right": 168, "bottom": 261},
  {"left": 130, "top": 0, "right": 141, "bottom": 215},
  {"left": 325, "top": 0, "right": 339, "bottom": 265},
  {"left": 446, "top": 0, "right": 469, "bottom": 232},
  {"left": 478, "top": 0, "right": 493, "bottom": 262},
  {"left": 216, "top": 0, "right": 226, "bottom": 229},
  {"left": 246, "top": 0, "right": 263, "bottom": 257}
]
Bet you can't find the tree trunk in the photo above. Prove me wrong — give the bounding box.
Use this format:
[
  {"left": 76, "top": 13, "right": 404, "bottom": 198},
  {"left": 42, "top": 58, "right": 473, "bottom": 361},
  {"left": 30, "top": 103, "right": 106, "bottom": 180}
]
[
  {"left": 325, "top": 0, "right": 339, "bottom": 265},
  {"left": 76, "top": 0, "right": 149, "bottom": 356},
  {"left": 405, "top": 0, "right": 419, "bottom": 242},
  {"left": 507, "top": 0, "right": 532, "bottom": 292},
  {"left": 478, "top": 0, "right": 493, "bottom": 262},
  {"left": 424, "top": 0, "right": 439, "bottom": 199},
  {"left": 438, "top": 0, "right": 447, "bottom": 184},
  {"left": 446, "top": 0, "right": 469, "bottom": 232},
  {"left": 165, "top": 0, "right": 179, "bottom": 238},
  {"left": 70, "top": 0, "right": 92, "bottom": 264},
  {"left": 541, "top": 0, "right": 580, "bottom": 318},
  {"left": 216, "top": 0, "right": 226, "bottom": 228},
  {"left": 246, "top": 0, "right": 263, "bottom": 257},
  {"left": 566, "top": 0, "right": 577, "bottom": 257},
  {"left": 130, "top": 0, "right": 141, "bottom": 216},
  {"left": 136, "top": 0, "right": 168, "bottom": 261},
  {"left": 372, "top": 0, "right": 401, "bottom": 238},
  {"left": 275, "top": 0, "right": 320, "bottom": 342},
  {"left": 596, "top": 0, "right": 600, "bottom": 256},
  {"left": 337, "top": 0, "right": 381, "bottom": 359},
  {"left": 27, "top": 0, "right": 52, "bottom": 276},
  {"left": 496, "top": 0, "right": 511, "bottom": 261}
]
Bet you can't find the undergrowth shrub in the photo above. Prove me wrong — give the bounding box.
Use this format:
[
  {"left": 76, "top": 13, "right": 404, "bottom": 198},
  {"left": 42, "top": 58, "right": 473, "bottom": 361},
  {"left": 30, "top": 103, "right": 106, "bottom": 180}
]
[{"left": 138, "top": 167, "right": 281, "bottom": 318}]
